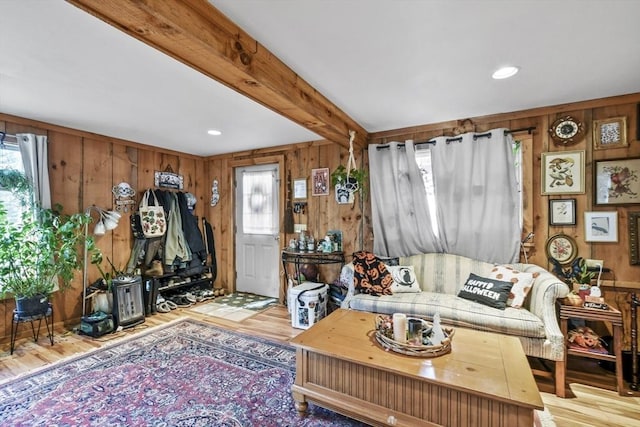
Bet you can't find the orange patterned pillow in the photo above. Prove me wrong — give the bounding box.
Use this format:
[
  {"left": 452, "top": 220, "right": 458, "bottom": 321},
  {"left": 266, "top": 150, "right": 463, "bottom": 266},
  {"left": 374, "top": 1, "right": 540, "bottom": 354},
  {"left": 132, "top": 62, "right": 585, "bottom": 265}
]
[
  {"left": 489, "top": 265, "right": 538, "bottom": 308},
  {"left": 352, "top": 251, "right": 393, "bottom": 296}
]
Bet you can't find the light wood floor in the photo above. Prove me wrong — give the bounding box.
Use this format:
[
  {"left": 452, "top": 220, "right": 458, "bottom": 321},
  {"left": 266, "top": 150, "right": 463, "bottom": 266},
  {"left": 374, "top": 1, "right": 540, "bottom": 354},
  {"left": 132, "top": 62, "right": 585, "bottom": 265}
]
[{"left": 2, "top": 304, "right": 639, "bottom": 427}]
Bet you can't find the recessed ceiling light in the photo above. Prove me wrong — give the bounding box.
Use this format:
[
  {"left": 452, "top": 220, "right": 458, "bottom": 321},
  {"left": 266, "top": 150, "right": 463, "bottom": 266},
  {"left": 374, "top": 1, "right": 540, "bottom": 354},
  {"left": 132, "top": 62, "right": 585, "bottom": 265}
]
[
  {"left": 207, "top": 129, "right": 222, "bottom": 136},
  {"left": 492, "top": 66, "right": 519, "bottom": 80}
]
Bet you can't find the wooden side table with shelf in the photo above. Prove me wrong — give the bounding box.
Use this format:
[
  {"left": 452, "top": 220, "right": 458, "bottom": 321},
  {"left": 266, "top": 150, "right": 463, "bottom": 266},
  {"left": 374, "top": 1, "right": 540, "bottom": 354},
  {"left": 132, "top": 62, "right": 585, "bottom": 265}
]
[{"left": 558, "top": 303, "right": 624, "bottom": 397}]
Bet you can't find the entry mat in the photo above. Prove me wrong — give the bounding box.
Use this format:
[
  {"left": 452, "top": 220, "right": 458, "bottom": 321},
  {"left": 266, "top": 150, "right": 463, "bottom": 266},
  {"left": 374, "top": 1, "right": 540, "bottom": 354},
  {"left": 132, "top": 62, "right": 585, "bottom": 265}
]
[{"left": 189, "top": 292, "right": 278, "bottom": 322}]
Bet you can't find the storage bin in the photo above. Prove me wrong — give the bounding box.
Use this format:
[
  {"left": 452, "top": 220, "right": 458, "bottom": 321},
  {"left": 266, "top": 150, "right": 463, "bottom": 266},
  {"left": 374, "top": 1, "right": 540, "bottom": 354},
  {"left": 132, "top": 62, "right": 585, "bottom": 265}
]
[{"left": 289, "top": 282, "right": 328, "bottom": 329}]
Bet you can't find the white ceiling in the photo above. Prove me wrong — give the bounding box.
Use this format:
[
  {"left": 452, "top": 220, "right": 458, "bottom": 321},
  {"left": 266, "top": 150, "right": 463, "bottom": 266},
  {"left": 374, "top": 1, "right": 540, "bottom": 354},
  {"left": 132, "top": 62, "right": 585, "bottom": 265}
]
[{"left": 1, "top": 1, "right": 640, "bottom": 156}]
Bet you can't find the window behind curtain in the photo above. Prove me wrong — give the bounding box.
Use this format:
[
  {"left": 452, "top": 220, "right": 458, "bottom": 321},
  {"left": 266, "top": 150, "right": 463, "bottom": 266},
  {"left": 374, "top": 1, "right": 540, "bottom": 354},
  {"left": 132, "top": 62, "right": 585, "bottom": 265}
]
[
  {"left": 413, "top": 139, "right": 524, "bottom": 242},
  {"left": 0, "top": 142, "right": 27, "bottom": 224}
]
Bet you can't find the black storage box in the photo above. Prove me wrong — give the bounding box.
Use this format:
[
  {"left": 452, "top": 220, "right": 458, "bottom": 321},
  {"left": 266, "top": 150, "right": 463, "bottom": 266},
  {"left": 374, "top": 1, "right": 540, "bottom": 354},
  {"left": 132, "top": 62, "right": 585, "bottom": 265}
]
[{"left": 80, "top": 312, "right": 114, "bottom": 337}]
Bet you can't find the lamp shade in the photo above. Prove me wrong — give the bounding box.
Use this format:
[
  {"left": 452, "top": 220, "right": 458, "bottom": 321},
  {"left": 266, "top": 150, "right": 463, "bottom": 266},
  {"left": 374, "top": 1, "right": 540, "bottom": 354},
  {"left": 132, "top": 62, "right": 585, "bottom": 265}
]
[
  {"left": 93, "top": 220, "right": 106, "bottom": 235},
  {"left": 103, "top": 217, "right": 118, "bottom": 231}
]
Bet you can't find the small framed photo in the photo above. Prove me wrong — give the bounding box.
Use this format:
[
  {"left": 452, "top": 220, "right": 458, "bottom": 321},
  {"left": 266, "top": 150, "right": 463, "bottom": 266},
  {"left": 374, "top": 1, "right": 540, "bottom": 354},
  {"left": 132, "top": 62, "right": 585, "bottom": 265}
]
[
  {"left": 549, "top": 198, "right": 576, "bottom": 226},
  {"left": 593, "top": 116, "right": 628, "bottom": 150},
  {"left": 584, "top": 211, "right": 618, "bottom": 242},
  {"left": 594, "top": 157, "right": 640, "bottom": 205},
  {"left": 541, "top": 150, "right": 585, "bottom": 195},
  {"left": 293, "top": 178, "right": 307, "bottom": 199},
  {"left": 311, "top": 168, "right": 330, "bottom": 196}
]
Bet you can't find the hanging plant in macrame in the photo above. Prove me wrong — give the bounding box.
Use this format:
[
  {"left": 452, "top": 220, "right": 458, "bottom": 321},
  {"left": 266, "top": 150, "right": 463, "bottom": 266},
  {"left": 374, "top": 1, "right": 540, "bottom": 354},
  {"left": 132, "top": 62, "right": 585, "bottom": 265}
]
[{"left": 331, "top": 131, "right": 367, "bottom": 204}]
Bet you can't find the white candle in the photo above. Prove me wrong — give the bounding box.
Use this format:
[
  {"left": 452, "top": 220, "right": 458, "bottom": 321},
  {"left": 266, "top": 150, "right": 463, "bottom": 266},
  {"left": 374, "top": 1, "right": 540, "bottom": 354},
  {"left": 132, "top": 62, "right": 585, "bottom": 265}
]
[{"left": 392, "top": 313, "right": 407, "bottom": 343}]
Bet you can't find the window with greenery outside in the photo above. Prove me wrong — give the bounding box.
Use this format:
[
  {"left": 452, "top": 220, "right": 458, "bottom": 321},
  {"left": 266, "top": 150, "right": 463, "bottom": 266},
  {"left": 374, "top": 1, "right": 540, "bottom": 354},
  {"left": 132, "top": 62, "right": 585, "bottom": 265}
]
[{"left": 0, "top": 169, "right": 97, "bottom": 304}]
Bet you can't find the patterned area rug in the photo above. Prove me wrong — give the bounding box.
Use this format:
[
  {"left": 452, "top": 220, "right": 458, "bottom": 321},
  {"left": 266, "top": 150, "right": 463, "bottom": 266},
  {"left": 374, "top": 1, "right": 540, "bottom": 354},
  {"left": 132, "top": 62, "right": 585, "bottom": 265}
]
[
  {"left": 0, "top": 318, "right": 365, "bottom": 426},
  {"left": 190, "top": 292, "right": 279, "bottom": 322}
]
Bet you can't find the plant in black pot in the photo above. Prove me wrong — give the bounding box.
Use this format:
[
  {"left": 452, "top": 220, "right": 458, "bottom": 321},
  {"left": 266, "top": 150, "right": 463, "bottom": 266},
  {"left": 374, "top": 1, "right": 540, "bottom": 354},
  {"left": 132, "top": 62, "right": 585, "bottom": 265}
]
[{"left": 0, "top": 169, "right": 97, "bottom": 315}]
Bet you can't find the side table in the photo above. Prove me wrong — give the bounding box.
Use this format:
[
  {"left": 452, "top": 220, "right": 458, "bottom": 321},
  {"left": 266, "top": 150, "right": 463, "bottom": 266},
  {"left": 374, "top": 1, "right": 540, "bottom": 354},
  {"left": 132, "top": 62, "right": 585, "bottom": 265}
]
[
  {"left": 10, "top": 303, "right": 54, "bottom": 355},
  {"left": 558, "top": 303, "right": 624, "bottom": 396}
]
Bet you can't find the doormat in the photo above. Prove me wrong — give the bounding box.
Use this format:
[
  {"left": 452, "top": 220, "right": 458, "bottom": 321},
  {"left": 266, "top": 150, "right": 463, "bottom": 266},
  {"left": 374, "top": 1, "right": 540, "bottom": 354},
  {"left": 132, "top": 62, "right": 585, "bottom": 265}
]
[
  {"left": 189, "top": 292, "right": 278, "bottom": 322},
  {"left": 0, "top": 318, "right": 366, "bottom": 426}
]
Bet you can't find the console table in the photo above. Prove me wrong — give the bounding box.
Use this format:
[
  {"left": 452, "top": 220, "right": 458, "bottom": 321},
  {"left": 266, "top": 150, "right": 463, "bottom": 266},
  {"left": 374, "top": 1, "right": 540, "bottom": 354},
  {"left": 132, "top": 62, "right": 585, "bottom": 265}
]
[{"left": 281, "top": 249, "right": 344, "bottom": 285}]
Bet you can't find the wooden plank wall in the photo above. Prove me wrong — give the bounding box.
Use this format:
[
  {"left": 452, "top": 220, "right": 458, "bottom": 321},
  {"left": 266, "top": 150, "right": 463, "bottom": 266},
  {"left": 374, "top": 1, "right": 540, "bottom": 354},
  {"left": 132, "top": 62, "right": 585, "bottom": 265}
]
[
  {"left": 205, "top": 140, "right": 371, "bottom": 302},
  {"left": 0, "top": 113, "right": 207, "bottom": 342}
]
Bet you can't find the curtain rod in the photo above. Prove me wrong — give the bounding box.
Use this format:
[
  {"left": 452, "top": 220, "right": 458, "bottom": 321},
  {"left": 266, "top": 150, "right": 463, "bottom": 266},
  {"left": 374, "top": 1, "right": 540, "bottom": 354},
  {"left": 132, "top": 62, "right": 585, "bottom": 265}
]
[
  {"left": 375, "top": 126, "right": 537, "bottom": 150},
  {"left": 0, "top": 131, "right": 18, "bottom": 147}
]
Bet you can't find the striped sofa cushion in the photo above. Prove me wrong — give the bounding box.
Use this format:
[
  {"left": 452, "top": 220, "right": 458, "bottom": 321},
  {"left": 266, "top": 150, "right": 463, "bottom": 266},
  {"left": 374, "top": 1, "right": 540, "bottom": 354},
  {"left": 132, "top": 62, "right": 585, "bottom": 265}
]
[{"left": 347, "top": 291, "right": 546, "bottom": 339}]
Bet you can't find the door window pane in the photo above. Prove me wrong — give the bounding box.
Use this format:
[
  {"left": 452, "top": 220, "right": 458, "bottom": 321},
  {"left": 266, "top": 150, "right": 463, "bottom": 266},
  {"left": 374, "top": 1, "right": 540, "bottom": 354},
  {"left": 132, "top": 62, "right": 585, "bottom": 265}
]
[{"left": 242, "top": 169, "right": 277, "bottom": 234}]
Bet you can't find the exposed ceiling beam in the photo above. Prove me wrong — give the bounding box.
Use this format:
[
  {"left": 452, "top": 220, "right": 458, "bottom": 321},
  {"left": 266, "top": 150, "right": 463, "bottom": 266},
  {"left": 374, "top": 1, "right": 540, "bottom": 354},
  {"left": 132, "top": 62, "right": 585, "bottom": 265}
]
[{"left": 66, "top": 0, "right": 368, "bottom": 149}]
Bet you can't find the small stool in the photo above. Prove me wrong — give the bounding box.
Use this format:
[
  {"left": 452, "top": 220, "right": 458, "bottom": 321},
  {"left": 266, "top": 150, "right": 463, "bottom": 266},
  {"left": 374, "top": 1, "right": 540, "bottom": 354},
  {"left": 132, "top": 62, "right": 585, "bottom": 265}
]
[{"left": 10, "top": 303, "right": 54, "bottom": 355}]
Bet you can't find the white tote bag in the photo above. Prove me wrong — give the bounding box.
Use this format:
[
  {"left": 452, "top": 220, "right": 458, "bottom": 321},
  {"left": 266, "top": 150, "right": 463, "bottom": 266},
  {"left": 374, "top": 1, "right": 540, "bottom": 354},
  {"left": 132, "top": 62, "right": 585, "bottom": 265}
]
[{"left": 139, "top": 190, "right": 167, "bottom": 238}]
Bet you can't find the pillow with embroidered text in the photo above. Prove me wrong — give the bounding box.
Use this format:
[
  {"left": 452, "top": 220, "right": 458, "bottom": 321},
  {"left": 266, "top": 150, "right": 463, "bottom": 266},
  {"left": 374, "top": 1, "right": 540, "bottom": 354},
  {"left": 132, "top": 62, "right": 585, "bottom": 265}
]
[
  {"left": 488, "top": 265, "right": 538, "bottom": 308},
  {"left": 387, "top": 265, "right": 422, "bottom": 293},
  {"left": 458, "top": 273, "right": 513, "bottom": 310}
]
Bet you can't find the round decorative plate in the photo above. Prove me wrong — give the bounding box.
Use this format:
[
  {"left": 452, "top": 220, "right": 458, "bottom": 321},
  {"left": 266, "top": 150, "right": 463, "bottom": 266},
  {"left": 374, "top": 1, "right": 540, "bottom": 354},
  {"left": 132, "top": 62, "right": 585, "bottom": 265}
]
[
  {"left": 545, "top": 233, "right": 578, "bottom": 265},
  {"left": 549, "top": 115, "right": 585, "bottom": 146}
]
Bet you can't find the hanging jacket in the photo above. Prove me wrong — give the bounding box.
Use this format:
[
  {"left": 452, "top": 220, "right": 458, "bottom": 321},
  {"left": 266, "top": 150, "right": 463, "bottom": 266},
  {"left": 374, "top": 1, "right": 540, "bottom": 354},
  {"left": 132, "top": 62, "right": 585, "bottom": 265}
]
[{"left": 164, "top": 192, "right": 191, "bottom": 266}]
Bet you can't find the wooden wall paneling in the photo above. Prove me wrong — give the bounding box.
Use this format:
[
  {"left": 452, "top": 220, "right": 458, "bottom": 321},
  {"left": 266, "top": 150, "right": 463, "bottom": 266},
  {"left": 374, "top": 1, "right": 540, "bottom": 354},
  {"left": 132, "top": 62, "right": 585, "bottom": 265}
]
[
  {"left": 193, "top": 157, "right": 206, "bottom": 223},
  {"left": 205, "top": 158, "right": 226, "bottom": 290},
  {"left": 82, "top": 137, "right": 114, "bottom": 316},
  {"left": 48, "top": 130, "right": 84, "bottom": 323},
  {"left": 110, "top": 144, "right": 137, "bottom": 274},
  {"left": 360, "top": 147, "right": 373, "bottom": 252},
  {"left": 220, "top": 157, "right": 234, "bottom": 293},
  {"left": 291, "top": 147, "right": 310, "bottom": 234}
]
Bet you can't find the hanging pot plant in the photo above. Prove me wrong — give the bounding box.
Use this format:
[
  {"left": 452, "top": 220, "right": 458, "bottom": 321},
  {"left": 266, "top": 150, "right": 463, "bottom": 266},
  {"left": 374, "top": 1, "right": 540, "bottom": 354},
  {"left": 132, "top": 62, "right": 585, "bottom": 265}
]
[{"left": 331, "top": 165, "right": 367, "bottom": 203}]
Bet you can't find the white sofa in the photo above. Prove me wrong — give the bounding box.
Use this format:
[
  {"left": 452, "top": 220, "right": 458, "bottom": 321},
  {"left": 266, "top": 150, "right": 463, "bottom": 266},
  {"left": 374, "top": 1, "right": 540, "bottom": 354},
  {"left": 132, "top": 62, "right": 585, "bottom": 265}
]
[{"left": 341, "top": 252, "right": 570, "bottom": 394}]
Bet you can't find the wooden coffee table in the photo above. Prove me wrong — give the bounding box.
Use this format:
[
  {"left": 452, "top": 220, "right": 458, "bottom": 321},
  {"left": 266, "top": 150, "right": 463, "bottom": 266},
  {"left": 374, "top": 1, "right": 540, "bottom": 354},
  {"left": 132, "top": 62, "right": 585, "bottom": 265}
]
[{"left": 290, "top": 309, "right": 543, "bottom": 427}]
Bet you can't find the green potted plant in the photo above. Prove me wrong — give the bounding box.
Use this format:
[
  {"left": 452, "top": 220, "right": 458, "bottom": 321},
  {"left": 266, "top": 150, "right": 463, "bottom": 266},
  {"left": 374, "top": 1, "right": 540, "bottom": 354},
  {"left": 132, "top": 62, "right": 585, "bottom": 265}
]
[
  {"left": 0, "top": 169, "right": 96, "bottom": 315},
  {"left": 330, "top": 165, "right": 367, "bottom": 198}
]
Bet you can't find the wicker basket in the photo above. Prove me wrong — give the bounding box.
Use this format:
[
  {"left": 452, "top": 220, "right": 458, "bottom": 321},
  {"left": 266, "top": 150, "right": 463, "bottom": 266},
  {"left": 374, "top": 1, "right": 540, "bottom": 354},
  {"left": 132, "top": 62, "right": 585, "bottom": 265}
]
[{"left": 374, "top": 314, "right": 455, "bottom": 357}]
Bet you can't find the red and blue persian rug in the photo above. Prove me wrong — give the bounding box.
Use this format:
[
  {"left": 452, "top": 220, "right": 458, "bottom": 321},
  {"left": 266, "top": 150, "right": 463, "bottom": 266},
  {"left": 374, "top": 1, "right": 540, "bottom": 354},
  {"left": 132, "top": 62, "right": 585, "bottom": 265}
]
[{"left": 0, "top": 319, "right": 367, "bottom": 426}]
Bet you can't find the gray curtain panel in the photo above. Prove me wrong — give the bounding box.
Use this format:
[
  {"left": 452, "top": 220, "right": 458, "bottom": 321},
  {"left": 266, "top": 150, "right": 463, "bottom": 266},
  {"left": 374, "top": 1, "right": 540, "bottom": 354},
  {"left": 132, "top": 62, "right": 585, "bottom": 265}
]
[
  {"left": 369, "top": 129, "right": 520, "bottom": 264},
  {"left": 17, "top": 133, "right": 51, "bottom": 209},
  {"left": 430, "top": 129, "right": 520, "bottom": 263},
  {"left": 369, "top": 141, "right": 442, "bottom": 257}
]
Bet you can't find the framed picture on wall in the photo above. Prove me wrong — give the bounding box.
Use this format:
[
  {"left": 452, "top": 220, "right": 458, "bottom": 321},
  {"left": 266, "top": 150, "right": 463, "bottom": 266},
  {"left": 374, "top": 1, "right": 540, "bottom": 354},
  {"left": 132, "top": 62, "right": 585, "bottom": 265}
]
[
  {"left": 629, "top": 212, "right": 640, "bottom": 265},
  {"left": 584, "top": 211, "right": 618, "bottom": 242},
  {"left": 594, "top": 157, "right": 640, "bottom": 205},
  {"left": 593, "top": 116, "right": 628, "bottom": 150},
  {"left": 311, "top": 168, "right": 330, "bottom": 196},
  {"left": 293, "top": 178, "right": 307, "bottom": 199},
  {"left": 541, "top": 150, "right": 585, "bottom": 195},
  {"left": 549, "top": 198, "right": 576, "bottom": 226}
]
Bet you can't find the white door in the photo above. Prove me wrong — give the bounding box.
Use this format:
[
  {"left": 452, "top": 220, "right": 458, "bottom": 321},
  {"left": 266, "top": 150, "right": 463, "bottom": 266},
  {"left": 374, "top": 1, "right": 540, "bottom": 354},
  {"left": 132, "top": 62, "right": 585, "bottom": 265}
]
[{"left": 235, "top": 164, "right": 280, "bottom": 298}]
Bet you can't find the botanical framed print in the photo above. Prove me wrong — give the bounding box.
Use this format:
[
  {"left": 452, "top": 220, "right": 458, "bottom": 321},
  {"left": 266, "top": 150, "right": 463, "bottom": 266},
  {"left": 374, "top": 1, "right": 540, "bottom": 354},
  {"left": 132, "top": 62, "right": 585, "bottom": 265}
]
[
  {"left": 541, "top": 150, "right": 585, "bottom": 195},
  {"left": 311, "top": 168, "right": 329, "bottom": 196},
  {"left": 293, "top": 178, "right": 307, "bottom": 199},
  {"left": 629, "top": 212, "right": 640, "bottom": 265},
  {"left": 549, "top": 198, "right": 576, "bottom": 226},
  {"left": 594, "top": 157, "right": 640, "bottom": 205},
  {"left": 545, "top": 233, "right": 578, "bottom": 265},
  {"left": 593, "top": 116, "right": 627, "bottom": 150},
  {"left": 584, "top": 211, "right": 618, "bottom": 242}
]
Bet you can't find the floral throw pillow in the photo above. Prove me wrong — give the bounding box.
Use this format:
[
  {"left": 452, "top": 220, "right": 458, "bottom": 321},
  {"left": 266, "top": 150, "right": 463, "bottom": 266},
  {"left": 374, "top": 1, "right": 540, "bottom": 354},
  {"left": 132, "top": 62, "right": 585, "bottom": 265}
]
[
  {"left": 488, "top": 265, "right": 538, "bottom": 308},
  {"left": 352, "top": 251, "right": 393, "bottom": 296}
]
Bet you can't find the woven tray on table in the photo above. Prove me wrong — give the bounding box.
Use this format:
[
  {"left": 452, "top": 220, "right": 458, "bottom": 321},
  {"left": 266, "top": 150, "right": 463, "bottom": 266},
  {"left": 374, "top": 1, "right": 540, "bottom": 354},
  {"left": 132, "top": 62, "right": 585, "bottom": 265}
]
[{"left": 374, "top": 315, "right": 455, "bottom": 357}]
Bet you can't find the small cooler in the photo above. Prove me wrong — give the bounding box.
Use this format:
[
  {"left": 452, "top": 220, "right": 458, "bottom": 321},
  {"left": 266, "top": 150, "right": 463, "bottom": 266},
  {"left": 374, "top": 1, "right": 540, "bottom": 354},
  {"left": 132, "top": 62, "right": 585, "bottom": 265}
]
[{"left": 289, "top": 282, "right": 328, "bottom": 329}]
